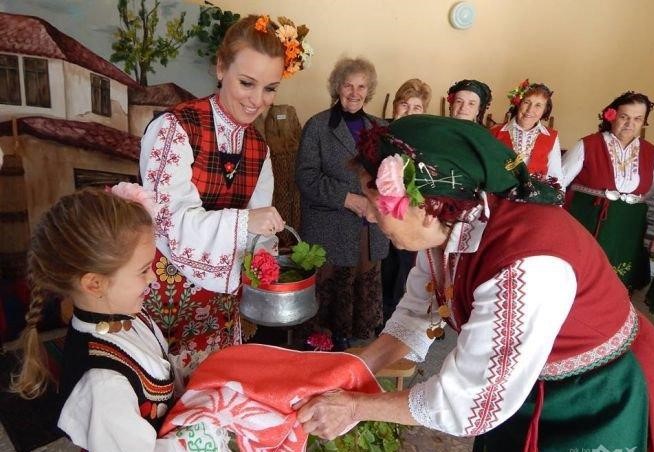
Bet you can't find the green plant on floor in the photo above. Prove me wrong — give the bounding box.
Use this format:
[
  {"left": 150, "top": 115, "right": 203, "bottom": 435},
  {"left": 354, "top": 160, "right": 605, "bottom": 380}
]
[{"left": 307, "top": 379, "right": 405, "bottom": 452}]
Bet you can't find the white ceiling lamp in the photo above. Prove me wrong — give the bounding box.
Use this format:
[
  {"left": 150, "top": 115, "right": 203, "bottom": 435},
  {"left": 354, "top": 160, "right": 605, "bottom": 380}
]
[{"left": 449, "top": 1, "right": 476, "bottom": 30}]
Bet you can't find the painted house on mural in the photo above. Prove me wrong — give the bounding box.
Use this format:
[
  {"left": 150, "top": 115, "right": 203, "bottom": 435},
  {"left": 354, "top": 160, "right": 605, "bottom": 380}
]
[
  {"left": 0, "top": 11, "right": 145, "bottom": 281},
  {"left": 128, "top": 82, "right": 196, "bottom": 136}
]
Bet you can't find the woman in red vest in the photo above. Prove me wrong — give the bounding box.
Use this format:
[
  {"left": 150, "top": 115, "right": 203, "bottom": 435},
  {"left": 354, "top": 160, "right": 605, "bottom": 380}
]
[
  {"left": 562, "top": 91, "right": 654, "bottom": 293},
  {"left": 139, "top": 15, "right": 312, "bottom": 377},
  {"left": 296, "top": 116, "right": 654, "bottom": 451},
  {"left": 491, "top": 79, "right": 562, "bottom": 182}
]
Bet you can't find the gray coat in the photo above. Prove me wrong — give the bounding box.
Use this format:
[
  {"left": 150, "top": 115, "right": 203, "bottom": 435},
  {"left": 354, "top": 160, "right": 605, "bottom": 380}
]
[{"left": 295, "top": 106, "right": 389, "bottom": 267}]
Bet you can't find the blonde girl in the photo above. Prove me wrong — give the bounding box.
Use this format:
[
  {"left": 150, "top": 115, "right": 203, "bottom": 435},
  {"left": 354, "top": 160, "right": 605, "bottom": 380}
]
[{"left": 11, "top": 185, "right": 229, "bottom": 451}]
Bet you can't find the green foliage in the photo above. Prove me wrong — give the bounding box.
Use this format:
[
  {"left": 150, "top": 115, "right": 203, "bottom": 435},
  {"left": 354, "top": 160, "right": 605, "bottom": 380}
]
[
  {"left": 291, "top": 241, "right": 327, "bottom": 272},
  {"left": 307, "top": 379, "right": 404, "bottom": 452},
  {"left": 307, "top": 421, "right": 404, "bottom": 452},
  {"left": 402, "top": 155, "right": 425, "bottom": 206},
  {"left": 277, "top": 268, "right": 307, "bottom": 283},
  {"left": 110, "top": 0, "right": 197, "bottom": 85},
  {"left": 242, "top": 252, "right": 261, "bottom": 288},
  {"left": 194, "top": 3, "right": 240, "bottom": 65}
]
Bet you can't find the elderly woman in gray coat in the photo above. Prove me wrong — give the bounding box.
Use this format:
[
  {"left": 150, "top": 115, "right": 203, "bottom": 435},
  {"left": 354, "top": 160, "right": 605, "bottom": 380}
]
[{"left": 295, "top": 57, "right": 388, "bottom": 350}]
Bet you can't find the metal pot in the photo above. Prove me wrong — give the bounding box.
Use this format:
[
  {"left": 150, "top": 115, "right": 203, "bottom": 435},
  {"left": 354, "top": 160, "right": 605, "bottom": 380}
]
[{"left": 240, "top": 226, "right": 318, "bottom": 327}]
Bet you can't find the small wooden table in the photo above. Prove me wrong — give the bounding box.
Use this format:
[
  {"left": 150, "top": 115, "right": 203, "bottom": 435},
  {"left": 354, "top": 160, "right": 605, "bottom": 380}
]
[{"left": 346, "top": 347, "right": 417, "bottom": 391}]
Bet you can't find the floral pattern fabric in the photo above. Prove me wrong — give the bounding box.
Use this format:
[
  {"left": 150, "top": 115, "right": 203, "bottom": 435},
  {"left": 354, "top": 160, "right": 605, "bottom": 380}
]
[
  {"left": 160, "top": 344, "right": 382, "bottom": 452},
  {"left": 145, "top": 252, "right": 241, "bottom": 376}
]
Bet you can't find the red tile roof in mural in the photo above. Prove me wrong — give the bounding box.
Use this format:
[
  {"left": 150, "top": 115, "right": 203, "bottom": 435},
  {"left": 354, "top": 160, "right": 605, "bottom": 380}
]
[
  {"left": 0, "top": 12, "right": 137, "bottom": 87},
  {"left": 0, "top": 117, "right": 140, "bottom": 161},
  {"left": 129, "top": 83, "right": 196, "bottom": 107}
]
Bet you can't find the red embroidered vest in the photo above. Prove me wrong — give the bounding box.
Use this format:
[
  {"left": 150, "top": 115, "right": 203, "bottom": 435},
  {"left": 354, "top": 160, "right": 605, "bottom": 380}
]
[
  {"left": 570, "top": 132, "right": 654, "bottom": 195},
  {"left": 450, "top": 195, "right": 631, "bottom": 365},
  {"left": 491, "top": 124, "right": 557, "bottom": 176},
  {"left": 170, "top": 96, "right": 268, "bottom": 210}
]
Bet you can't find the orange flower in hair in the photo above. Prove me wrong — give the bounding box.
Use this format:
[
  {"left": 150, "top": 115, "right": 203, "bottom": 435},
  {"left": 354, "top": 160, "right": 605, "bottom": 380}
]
[
  {"left": 273, "top": 16, "right": 313, "bottom": 79},
  {"left": 254, "top": 15, "right": 270, "bottom": 33},
  {"left": 285, "top": 40, "right": 301, "bottom": 61}
]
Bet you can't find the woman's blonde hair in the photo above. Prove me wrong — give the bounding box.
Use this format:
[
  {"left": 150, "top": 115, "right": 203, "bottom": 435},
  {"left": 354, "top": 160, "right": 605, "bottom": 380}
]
[
  {"left": 327, "top": 57, "right": 378, "bottom": 104},
  {"left": 11, "top": 188, "right": 153, "bottom": 399},
  {"left": 216, "top": 15, "right": 285, "bottom": 72},
  {"left": 392, "top": 79, "right": 432, "bottom": 115}
]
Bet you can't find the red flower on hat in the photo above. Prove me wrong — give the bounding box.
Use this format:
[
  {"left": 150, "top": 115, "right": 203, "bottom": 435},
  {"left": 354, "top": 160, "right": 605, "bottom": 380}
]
[
  {"left": 511, "top": 95, "right": 522, "bottom": 106},
  {"left": 447, "top": 93, "right": 455, "bottom": 105},
  {"left": 603, "top": 108, "right": 617, "bottom": 122}
]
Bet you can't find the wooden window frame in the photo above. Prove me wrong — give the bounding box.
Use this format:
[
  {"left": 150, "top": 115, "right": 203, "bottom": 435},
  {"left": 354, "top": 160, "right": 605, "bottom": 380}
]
[
  {"left": 23, "top": 56, "right": 51, "bottom": 108},
  {"left": 74, "top": 168, "right": 136, "bottom": 189},
  {"left": 91, "top": 73, "right": 111, "bottom": 117},
  {"left": 0, "top": 53, "right": 21, "bottom": 105}
]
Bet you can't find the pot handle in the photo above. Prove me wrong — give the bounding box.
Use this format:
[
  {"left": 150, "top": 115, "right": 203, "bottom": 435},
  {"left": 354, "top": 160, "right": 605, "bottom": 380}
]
[{"left": 249, "top": 224, "right": 301, "bottom": 254}]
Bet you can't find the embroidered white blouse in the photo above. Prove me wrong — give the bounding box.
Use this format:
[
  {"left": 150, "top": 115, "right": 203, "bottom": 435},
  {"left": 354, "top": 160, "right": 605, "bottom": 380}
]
[
  {"left": 561, "top": 132, "right": 643, "bottom": 192},
  {"left": 140, "top": 97, "right": 274, "bottom": 294},
  {"left": 58, "top": 315, "right": 230, "bottom": 451},
  {"left": 382, "top": 200, "right": 578, "bottom": 436},
  {"left": 500, "top": 119, "right": 563, "bottom": 182}
]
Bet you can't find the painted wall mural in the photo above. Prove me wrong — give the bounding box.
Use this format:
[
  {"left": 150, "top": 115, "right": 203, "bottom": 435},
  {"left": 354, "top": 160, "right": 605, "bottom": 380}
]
[{"left": 0, "top": 0, "right": 225, "bottom": 96}]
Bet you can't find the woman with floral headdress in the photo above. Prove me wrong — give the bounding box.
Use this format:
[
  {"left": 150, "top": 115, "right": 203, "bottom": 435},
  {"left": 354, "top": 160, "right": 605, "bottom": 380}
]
[
  {"left": 446, "top": 78, "right": 492, "bottom": 124},
  {"left": 295, "top": 57, "right": 388, "bottom": 350},
  {"left": 491, "top": 79, "right": 563, "bottom": 183},
  {"left": 294, "top": 115, "right": 654, "bottom": 451},
  {"left": 140, "top": 15, "right": 312, "bottom": 377},
  {"left": 562, "top": 91, "right": 654, "bottom": 294}
]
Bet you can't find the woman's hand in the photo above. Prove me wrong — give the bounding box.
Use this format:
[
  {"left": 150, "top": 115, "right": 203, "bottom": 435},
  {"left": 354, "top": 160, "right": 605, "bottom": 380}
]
[
  {"left": 295, "top": 389, "right": 358, "bottom": 440},
  {"left": 247, "top": 207, "right": 285, "bottom": 236},
  {"left": 344, "top": 193, "right": 368, "bottom": 218}
]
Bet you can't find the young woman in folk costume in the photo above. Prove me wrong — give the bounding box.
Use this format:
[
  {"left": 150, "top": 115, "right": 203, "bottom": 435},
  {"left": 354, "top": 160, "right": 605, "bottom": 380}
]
[
  {"left": 562, "top": 91, "right": 654, "bottom": 294},
  {"left": 491, "top": 79, "right": 563, "bottom": 182},
  {"left": 295, "top": 116, "right": 654, "bottom": 451},
  {"left": 11, "top": 186, "right": 231, "bottom": 451},
  {"left": 140, "top": 15, "right": 312, "bottom": 375}
]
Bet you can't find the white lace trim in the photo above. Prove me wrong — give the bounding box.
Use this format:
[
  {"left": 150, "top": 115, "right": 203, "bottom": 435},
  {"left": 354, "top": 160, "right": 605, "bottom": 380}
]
[
  {"left": 408, "top": 382, "right": 435, "bottom": 428},
  {"left": 382, "top": 320, "right": 429, "bottom": 362}
]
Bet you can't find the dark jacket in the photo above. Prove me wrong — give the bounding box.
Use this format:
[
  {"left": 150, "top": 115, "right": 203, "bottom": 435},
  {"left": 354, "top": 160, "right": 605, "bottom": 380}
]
[{"left": 295, "top": 105, "right": 389, "bottom": 266}]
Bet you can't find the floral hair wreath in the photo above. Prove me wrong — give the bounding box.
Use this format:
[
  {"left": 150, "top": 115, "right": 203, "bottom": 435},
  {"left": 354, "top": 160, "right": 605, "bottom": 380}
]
[
  {"left": 507, "top": 78, "right": 530, "bottom": 106},
  {"left": 255, "top": 15, "right": 313, "bottom": 79}
]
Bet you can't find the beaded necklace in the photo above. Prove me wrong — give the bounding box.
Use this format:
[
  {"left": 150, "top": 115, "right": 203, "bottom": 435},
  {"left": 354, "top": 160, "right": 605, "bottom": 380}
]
[{"left": 424, "top": 248, "right": 457, "bottom": 339}]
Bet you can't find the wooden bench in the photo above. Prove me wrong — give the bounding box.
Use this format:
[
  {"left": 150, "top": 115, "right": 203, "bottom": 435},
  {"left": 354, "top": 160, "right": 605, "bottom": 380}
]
[{"left": 346, "top": 347, "right": 417, "bottom": 390}]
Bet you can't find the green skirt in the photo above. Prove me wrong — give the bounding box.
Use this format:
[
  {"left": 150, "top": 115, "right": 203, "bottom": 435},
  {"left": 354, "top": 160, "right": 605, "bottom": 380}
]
[
  {"left": 567, "top": 192, "right": 650, "bottom": 290},
  {"left": 473, "top": 351, "right": 648, "bottom": 451}
]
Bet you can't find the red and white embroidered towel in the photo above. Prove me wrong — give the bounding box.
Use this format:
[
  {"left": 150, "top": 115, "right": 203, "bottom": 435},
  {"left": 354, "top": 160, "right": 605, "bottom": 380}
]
[{"left": 159, "top": 344, "right": 382, "bottom": 451}]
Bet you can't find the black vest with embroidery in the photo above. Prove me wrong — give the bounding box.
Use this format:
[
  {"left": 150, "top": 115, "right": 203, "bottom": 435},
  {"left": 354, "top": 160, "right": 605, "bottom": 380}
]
[{"left": 58, "top": 313, "right": 175, "bottom": 431}]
